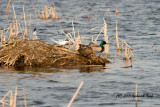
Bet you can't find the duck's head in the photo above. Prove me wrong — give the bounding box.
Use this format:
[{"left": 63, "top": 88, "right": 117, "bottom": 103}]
[{"left": 100, "top": 41, "right": 108, "bottom": 46}]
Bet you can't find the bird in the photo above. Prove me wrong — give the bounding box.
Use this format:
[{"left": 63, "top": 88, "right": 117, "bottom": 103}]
[
  {"left": 78, "top": 41, "right": 108, "bottom": 57},
  {"left": 32, "top": 28, "right": 37, "bottom": 40},
  {"left": 51, "top": 38, "right": 69, "bottom": 46},
  {"left": 78, "top": 44, "right": 93, "bottom": 57},
  {"left": 89, "top": 41, "right": 108, "bottom": 56}
]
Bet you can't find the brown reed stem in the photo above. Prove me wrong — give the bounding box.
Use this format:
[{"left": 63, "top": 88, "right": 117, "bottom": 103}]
[
  {"left": 13, "top": 87, "right": 17, "bottom": 107},
  {"left": 34, "top": 8, "right": 37, "bottom": 18},
  {"left": 29, "top": 14, "right": 31, "bottom": 38},
  {"left": 5, "top": 0, "right": 11, "bottom": 14},
  {"left": 1, "top": 31, "right": 3, "bottom": 45},
  {"left": 23, "top": 5, "right": 27, "bottom": 39},
  {"left": 135, "top": 83, "right": 138, "bottom": 107},
  {"left": 67, "top": 81, "right": 83, "bottom": 107},
  {"left": 125, "top": 45, "right": 129, "bottom": 60},
  {"left": 12, "top": 5, "right": 19, "bottom": 39},
  {"left": 10, "top": 24, "right": 13, "bottom": 40},
  {"left": 23, "top": 88, "right": 27, "bottom": 107},
  {"left": 94, "top": 25, "right": 104, "bottom": 42},
  {"left": 116, "top": 20, "right": 119, "bottom": 51},
  {"left": 103, "top": 19, "right": 109, "bottom": 57}
]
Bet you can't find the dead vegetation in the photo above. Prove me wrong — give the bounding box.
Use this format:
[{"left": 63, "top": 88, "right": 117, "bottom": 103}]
[
  {"left": 0, "top": 39, "right": 109, "bottom": 68},
  {"left": 35, "top": 5, "right": 60, "bottom": 20}
]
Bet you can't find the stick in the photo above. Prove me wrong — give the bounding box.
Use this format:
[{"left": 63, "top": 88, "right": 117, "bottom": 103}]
[
  {"left": 23, "top": 5, "right": 27, "bottom": 39},
  {"left": 72, "top": 21, "right": 76, "bottom": 41},
  {"left": 90, "top": 24, "right": 102, "bottom": 31},
  {"left": 103, "top": 18, "right": 109, "bottom": 57},
  {"left": 125, "top": 45, "right": 128, "bottom": 60},
  {"left": 67, "top": 81, "right": 83, "bottom": 107},
  {"left": 94, "top": 25, "right": 104, "bottom": 42},
  {"left": 5, "top": 0, "right": 11, "bottom": 14},
  {"left": 29, "top": 14, "right": 31, "bottom": 39},
  {"left": 13, "top": 87, "right": 17, "bottom": 107},
  {"left": 1, "top": 31, "right": 3, "bottom": 45},
  {"left": 135, "top": 83, "right": 138, "bottom": 107},
  {"left": 12, "top": 4, "right": 19, "bottom": 39},
  {"left": 116, "top": 20, "right": 119, "bottom": 50},
  {"left": 23, "top": 88, "right": 27, "bottom": 107}
]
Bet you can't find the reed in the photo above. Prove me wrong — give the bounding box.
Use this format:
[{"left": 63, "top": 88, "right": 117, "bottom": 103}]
[
  {"left": 23, "top": 88, "right": 27, "bottom": 107},
  {"left": 72, "top": 21, "right": 76, "bottom": 41},
  {"left": 5, "top": 0, "right": 11, "bottom": 14},
  {"left": 0, "top": 87, "right": 17, "bottom": 107},
  {"left": 23, "top": 5, "right": 27, "bottom": 39},
  {"left": 1, "top": 31, "right": 3, "bottom": 45},
  {"left": 12, "top": 5, "right": 19, "bottom": 39},
  {"left": 94, "top": 25, "right": 104, "bottom": 42},
  {"left": 29, "top": 14, "right": 31, "bottom": 38},
  {"left": 124, "top": 45, "right": 129, "bottom": 61},
  {"left": 67, "top": 81, "right": 83, "bottom": 107},
  {"left": 52, "top": 8, "right": 56, "bottom": 20},
  {"left": 115, "top": 9, "right": 119, "bottom": 15},
  {"left": 9, "top": 24, "right": 13, "bottom": 40},
  {"left": 116, "top": 20, "right": 119, "bottom": 51},
  {"left": 103, "top": 19, "right": 109, "bottom": 57},
  {"left": 135, "top": 83, "right": 138, "bottom": 107},
  {"left": 44, "top": 5, "right": 48, "bottom": 19},
  {"left": 37, "top": 5, "right": 59, "bottom": 20},
  {"left": 88, "top": 15, "right": 90, "bottom": 21},
  {"left": 34, "top": 8, "right": 37, "bottom": 18}
]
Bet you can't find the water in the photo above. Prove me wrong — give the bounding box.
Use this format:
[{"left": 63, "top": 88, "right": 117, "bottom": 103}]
[{"left": 0, "top": 0, "right": 160, "bottom": 107}]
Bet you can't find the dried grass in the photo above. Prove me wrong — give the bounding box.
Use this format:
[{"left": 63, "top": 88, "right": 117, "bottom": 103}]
[
  {"left": 0, "top": 39, "right": 109, "bottom": 68},
  {"left": 36, "top": 5, "right": 59, "bottom": 20}
]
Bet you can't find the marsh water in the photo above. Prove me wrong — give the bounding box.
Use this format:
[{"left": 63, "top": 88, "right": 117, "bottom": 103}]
[{"left": 0, "top": 0, "right": 160, "bottom": 107}]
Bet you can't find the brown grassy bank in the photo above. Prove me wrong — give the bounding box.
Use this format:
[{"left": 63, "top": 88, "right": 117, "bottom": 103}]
[{"left": 0, "top": 39, "right": 110, "bottom": 68}]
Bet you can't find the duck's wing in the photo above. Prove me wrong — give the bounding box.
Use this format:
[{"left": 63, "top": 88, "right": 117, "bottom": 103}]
[{"left": 91, "top": 46, "right": 103, "bottom": 53}]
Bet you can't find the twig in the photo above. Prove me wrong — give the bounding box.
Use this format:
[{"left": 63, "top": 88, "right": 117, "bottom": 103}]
[
  {"left": 135, "top": 83, "right": 138, "bottom": 107},
  {"left": 94, "top": 25, "right": 104, "bottom": 42},
  {"left": 5, "top": 0, "right": 11, "bottom": 14},
  {"left": 67, "top": 81, "right": 83, "bottom": 107},
  {"left": 23, "top": 88, "right": 27, "bottom": 107}
]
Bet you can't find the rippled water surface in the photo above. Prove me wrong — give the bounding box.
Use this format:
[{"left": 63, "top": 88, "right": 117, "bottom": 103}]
[{"left": 0, "top": 0, "right": 160, "bottom": 107}]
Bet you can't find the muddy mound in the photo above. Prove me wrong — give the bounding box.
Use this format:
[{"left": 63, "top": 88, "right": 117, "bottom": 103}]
[{"left": 0, "top": 40, "right": 110, "bottom": 68}]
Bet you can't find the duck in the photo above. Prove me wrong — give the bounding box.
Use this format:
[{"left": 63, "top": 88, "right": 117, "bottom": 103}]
[
  {"left": 32, "top": 28, "right": 37, "bottom": 40},
  {"left": 89, "top": 41, "right": 108, "bottom": 56},
  {"left": 51, "top": 38, "right": 69, "bottom": 46},
  {"left": 78, "top": 41, "right": 108, "bottom": 57},
  {"left": 78, "top": 44, "right": 93, "bottom": 57}
]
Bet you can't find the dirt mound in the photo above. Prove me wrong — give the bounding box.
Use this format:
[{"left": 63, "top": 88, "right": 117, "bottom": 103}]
[{"left": 0, "top": 39, "right": 110, "bottom": 68}]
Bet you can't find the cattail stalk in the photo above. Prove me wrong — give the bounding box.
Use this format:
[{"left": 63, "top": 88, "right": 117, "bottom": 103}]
[
  {"left": 5, "top": 0, "right": 11, "bottom": 14},
  {"left": 125, "top": 45, "right": 129, "bottom": 60},
  {"left": 116, "top": 20, "right": 119, "bottom": 51},
  {"left": 34, "top": 8, "right": 37, "bottom": 18},
  {"left": 23, "top": 88, "right": 27, "bottom": 107},
  {"left": 13, "top": 87, "right": 17, "bottom": 107},
  {"left": 23, "top": 5, "right": 27, "bottom": 39},
  {"left": 94, "top": 26, "right": 104, "bottom": 42},
  {"left": 135, "top": 83, "right": 138, "bottom": 107},
  {"left": 10, "top": 24, "right": 13, "bottom": 40},
  {"left": 12, "top": 5, "right": 19, "bottom": 39},
  {"left": 103, "top": 19, "right": 109, "bottom": 57},
  {"left": 67, "top": 81, "right": 83, "bottom": 107},
  {"left": 1, "top": 31, "right": 3, "bottom": 45}
]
